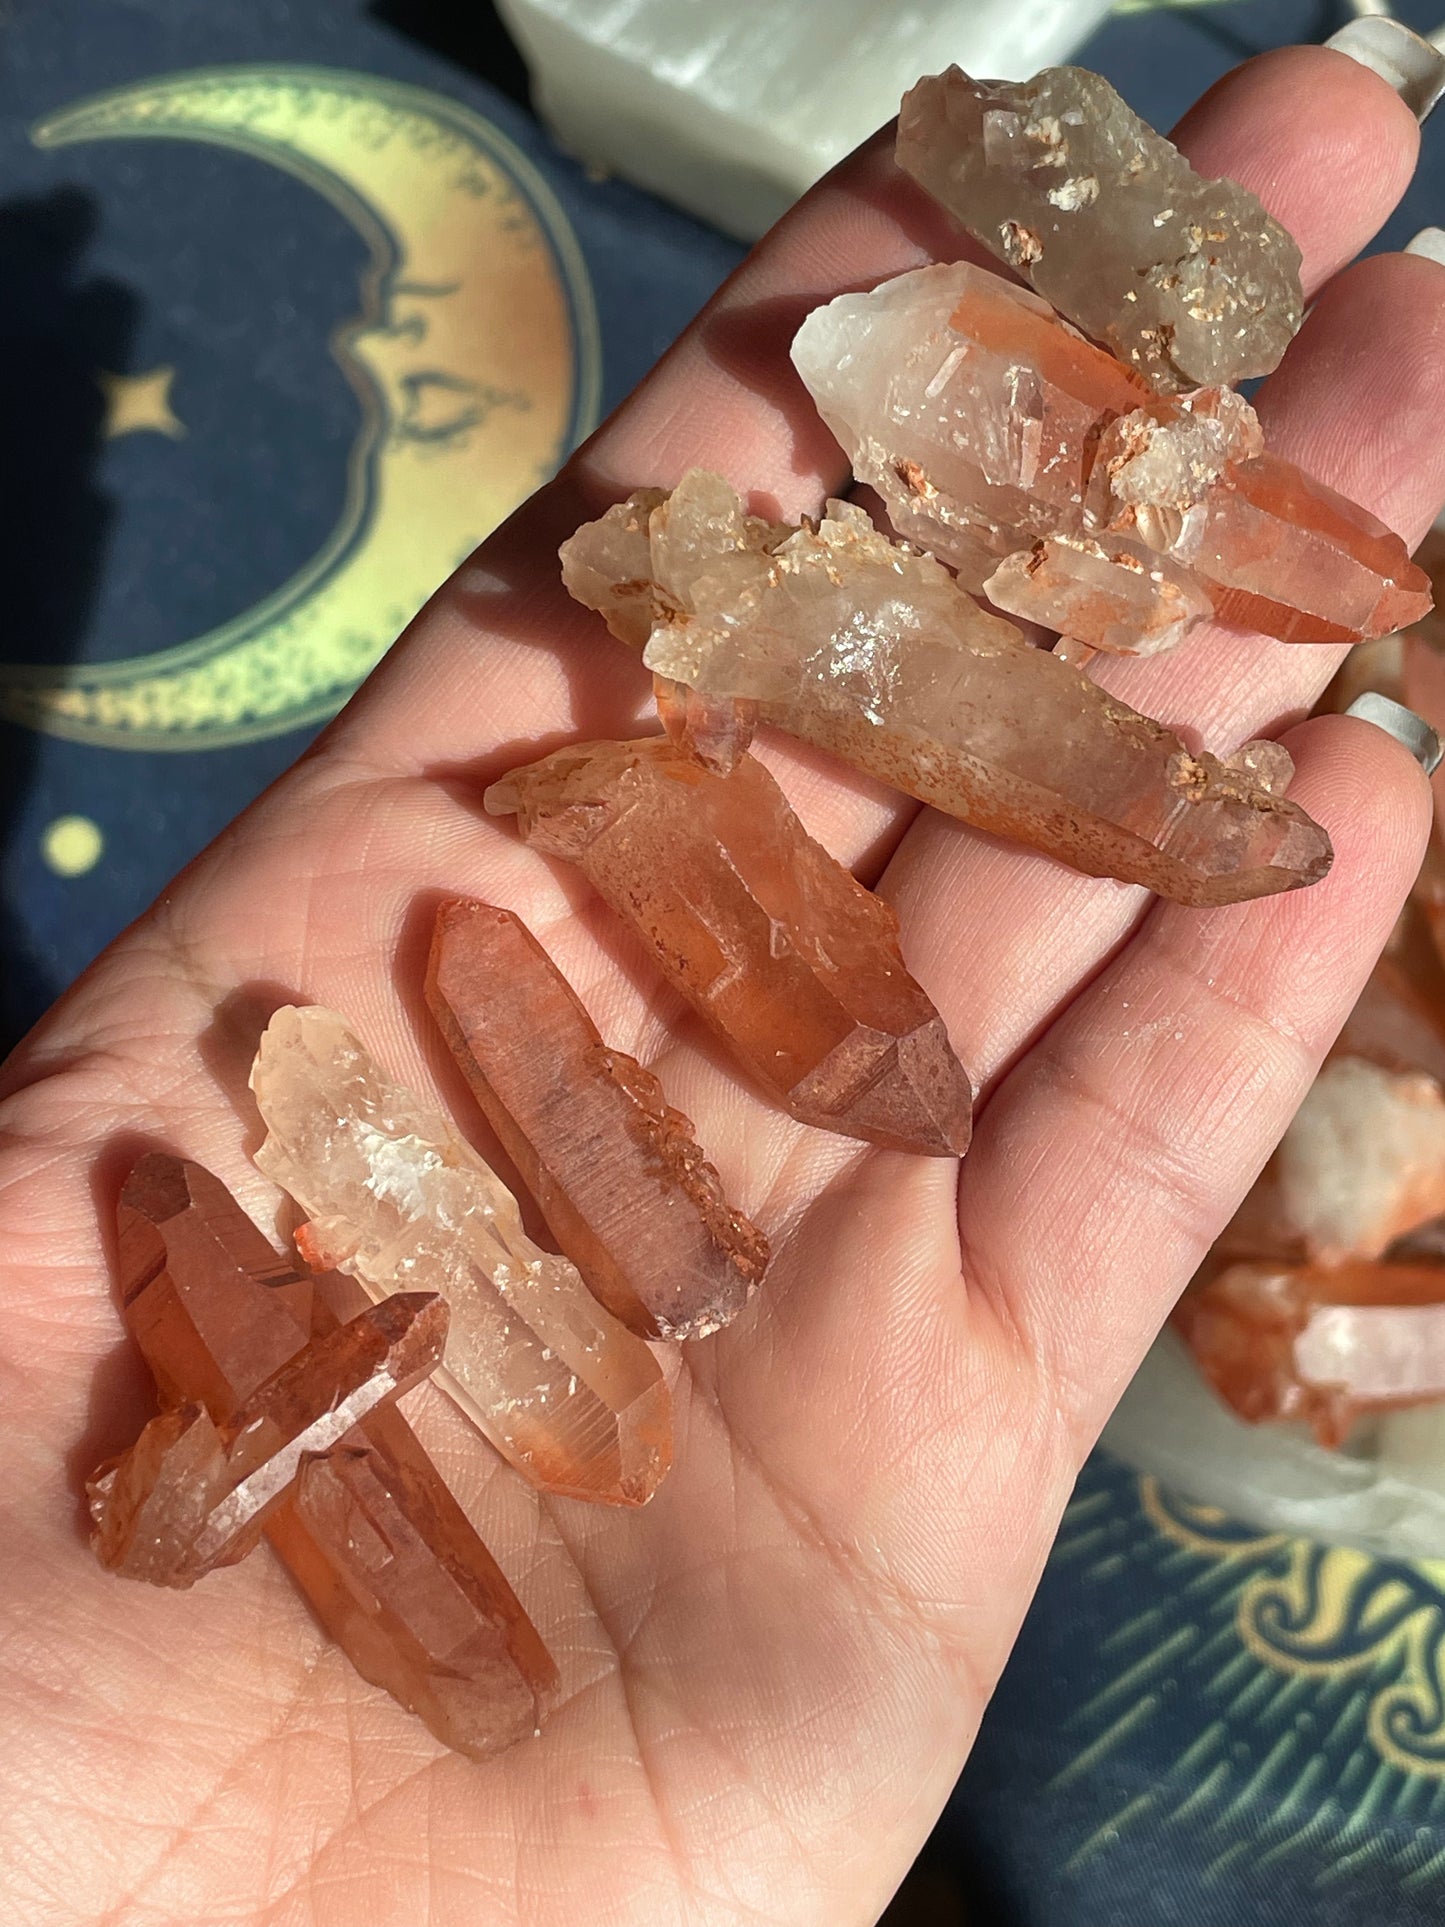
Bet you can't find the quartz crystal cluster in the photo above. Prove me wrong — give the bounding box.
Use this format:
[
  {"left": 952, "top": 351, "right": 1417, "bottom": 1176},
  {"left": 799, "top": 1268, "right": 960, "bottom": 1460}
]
[
  {"left": 792, "top": 262, "right": 1429, "bottom": 650},
  {"left": 89, "top": 63, "right": 1435, "bottom": 1759},
  {"left": 90, "top": 1155, "right": 557, "bottom": 1757},
  {"left": 1177, "top": 597, "right": 1445, "bottom": 1447}
]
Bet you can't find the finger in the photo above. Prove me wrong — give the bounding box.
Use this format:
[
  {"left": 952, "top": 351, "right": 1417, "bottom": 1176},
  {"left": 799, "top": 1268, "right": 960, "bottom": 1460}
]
[
  {"left": 1173, "top": 43, "right": 1420, "bottom": 291},
  {"left": 883, "top": 246, "right": 1445, "bottom": 1094},
  {"left": 332, "top": 47, "right": 1421, "bottom": 871},
  {"left": 958, "top": 711, "right": 1432, "bottom": 1436}
]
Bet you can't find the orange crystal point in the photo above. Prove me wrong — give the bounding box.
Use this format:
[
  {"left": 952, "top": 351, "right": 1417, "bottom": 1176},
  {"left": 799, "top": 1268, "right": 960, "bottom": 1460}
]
[
  {"left": 792, "top": 262, "right": 1428, "bottom": 645},
  {"left": 251, "top": 1006, "right": 672, "bottom": 1505},
  {"left": 485, "top": 739, "right": 974, "bottom": 1155},
  {"left": 88, "top": 1404, "right": 231, "bottom": 1586},
  {"left": 1175, "top": 1259, "right": 1445, "bottom": 1448},
  {"left": 272, "top": 1270, "right": 558, "bottom": 1759},
  {"left": 427, "top": 898, "right": 768, "bottom": 1339},
  {"left": 1093, "top": 431, "right": 1433, "bottom": 644},
  {"left": 106, "top": 1153, "right": 557, "bottom": 1757},
  {"left": 90, "top": 1292, "right": 449, "bottom": 1586}
]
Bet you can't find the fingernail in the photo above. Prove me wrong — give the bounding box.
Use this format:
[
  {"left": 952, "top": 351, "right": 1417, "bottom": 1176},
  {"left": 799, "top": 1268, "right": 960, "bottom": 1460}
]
[
  {"left": 1344, "top": 692, "right": 1443, "bottom": 774},
  {"left": 1325, "top": 18, "right": 1445, "bottom": 119},
  {"left": 1407, "top": 227, "right": 1445, "bottom": 264}
]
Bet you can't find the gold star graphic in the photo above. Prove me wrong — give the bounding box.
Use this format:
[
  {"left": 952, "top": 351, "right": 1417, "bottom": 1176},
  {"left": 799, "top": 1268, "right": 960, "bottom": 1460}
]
[{"left": 97, "top": 365, "right": 185, "bottom": 441}]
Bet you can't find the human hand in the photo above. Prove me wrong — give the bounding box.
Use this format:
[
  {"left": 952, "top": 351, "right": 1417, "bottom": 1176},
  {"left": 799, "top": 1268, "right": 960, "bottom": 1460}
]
[{"left": 3, "top": 45, "right": 1444, "bottom": 1927}]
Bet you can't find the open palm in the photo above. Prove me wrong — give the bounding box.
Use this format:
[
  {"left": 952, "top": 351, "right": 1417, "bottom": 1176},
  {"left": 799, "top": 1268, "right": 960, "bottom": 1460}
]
[{"left": 4, "top": 46, "right": 1445, "bottom": 1927}]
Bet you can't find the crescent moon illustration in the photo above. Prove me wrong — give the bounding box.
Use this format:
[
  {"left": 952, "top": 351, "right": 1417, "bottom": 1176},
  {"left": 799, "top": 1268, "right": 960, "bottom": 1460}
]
[{"left": 0, "top": 66, "right": 601, "bottom": 750}]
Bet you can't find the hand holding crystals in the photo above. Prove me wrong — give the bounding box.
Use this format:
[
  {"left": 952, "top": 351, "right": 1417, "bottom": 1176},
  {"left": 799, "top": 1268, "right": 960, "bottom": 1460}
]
[{"left": 1, "top": 44, "right": 1443, "bottom": 1927}]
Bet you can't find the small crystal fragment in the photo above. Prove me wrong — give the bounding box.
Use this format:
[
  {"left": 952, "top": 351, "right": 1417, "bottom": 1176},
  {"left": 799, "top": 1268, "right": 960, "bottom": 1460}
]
[
  {"left": 1089, "top": 399, "right": 1431, "bottom": 644},
  {"left": 109, "top": 1154, "right": 556, "bottom": 1756},
  {"left": 89, "top": 1294, "right": 448, "bottom": 1586},
  {"left": 426, "top": 897, "right": 769, "bottom": 1338},
  {"left": 896, "top": 65, "right": 1304, "bottom": 391},
  {"left": 485, "top": 738, "right": 974, "bottom": 1154},
  {"left": 563, "top": 474, "right": 1333, "bottom": 907},
  {"left": 251, "top": 1006, "right": 672, "bottom": 1505},
  {"left": 1224, "top": 739, "right": 1295, "bottom": 799},
  {"left": 983, "top": 531, "right": 1211, "bottom": 655},
  {"left": 1276, "top": 1057, "right": 1445, "bottom": 1265},
  {"left": 1174, "top": 1259, "right": 1445, "bottom": 1447},
  {"left": 652, "top": 674, "right": 756, "bottom": 774},
  {"left": 792, "top": 262, "right": 1430, "bottom": 643}
]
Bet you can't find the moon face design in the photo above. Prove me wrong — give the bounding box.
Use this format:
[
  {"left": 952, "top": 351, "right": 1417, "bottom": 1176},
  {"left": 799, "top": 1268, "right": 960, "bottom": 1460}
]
[{"left": 0, "top": 66, "right": 601, "bottom": 750}]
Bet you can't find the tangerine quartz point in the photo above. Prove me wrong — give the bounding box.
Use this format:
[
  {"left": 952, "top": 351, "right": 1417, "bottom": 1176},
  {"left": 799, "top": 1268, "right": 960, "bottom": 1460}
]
[
  {"left": 250, "top": 1005, "right": 672, "bottom": 1505},
  {"left": 273, "top": 1268, "right": 558, "bottom": 1759},
  {"left": 484, "top": 738, "right": 974, "bottom": 1156},
  {"left": 896, "top": 66, "right": 1303, "bottom": 392},
  {"left": 561, "top": 474, "right": 1333, "bottom": 907},
  {"left": 99, "top": 1153, "right": 557, "bottom": 1758},
  {"left": 790, "top": 261, "right": 1429, "bottom": 645},
  {"left": 90, "top": 1292, "right": 449, "bottom": 1586},
  {"left": 426, "top": 897, "right": 768, "bottom": 1339},
  {"left": 1174, "top": 1260, "right": 1445, "bottom": 1448}
]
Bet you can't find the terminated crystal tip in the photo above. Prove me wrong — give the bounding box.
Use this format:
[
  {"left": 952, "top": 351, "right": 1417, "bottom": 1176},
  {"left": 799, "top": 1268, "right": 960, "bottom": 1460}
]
[
  {"left": 896, "top": 65, "right": 1304, "bottom": 393},
  {"left": 492, "top": 738, "right": 974, "bottom": 1156},
  {"left": 427, "top": 897, "right": 769, "bottom": 1339}
]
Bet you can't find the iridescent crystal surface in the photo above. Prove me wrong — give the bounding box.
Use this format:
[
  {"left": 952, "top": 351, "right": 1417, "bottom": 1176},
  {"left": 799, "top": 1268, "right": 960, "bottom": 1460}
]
[
  {"left": 251, "top": 1005, "right": 672, "bottom": 1505},
  {"left": 791, "top": 261, "right": 1430, "bottom": 643},
  {"left": 563, "top": 473, "right": 1332, "bottom": 907},
  {"left": 486, "top": 738, "right": 974, "bottom": 1154},
  {"left": 896, "top": 64, "right": 1304, "bottom": 391},
  {"left": 105, "top": 1154, "right": 556, "bottom": 1757},
  {"left": 427, "top": 897, "right": 768, "bottom": 1339}
]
